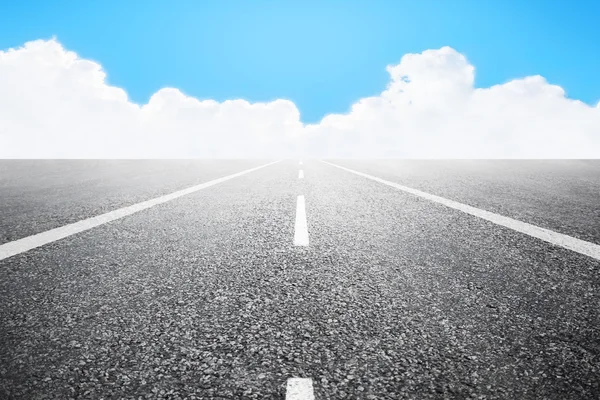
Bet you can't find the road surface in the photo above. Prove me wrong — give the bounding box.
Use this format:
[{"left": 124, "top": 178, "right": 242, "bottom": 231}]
[{"left": 1, "top": 159, "right": 599, "bottom": 399}]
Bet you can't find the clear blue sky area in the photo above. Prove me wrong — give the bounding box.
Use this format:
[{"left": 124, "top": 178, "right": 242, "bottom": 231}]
[{"left": 1, "top": 0, "right": 598, "bottom": 123}]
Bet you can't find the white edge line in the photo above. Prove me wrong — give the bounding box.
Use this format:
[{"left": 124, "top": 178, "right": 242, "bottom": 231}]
[
  {"left": 299, "top": 170, "right": 304, "bottom": 179},
  {"left": 0, "top": 160, "right": 282, "bottom": 261},
  {"left": 286, "top": 378, "right": 315, "bottom": 400},
  {"left": 294, "top": 195, "right": 309, "bottom": 246},
  {"left": 321, "top": 160, "right": 600, "bottom": 261}
]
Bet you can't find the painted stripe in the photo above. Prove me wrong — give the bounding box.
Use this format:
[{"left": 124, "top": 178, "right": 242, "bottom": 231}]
[
  {"left": 294, "top": 195, "right": 309, "bottom": 246},
  {"left": 322, "top": 161, "right": 600, "bottom": 261},
  {"left": 0, "top": 160, "right": 281, "bottom": 261},
  {"left": 299, "top": 170, "right": 304, "bottom": 179},
  {"left": 286, "top": 378, "right": 315, "bottom": 400},
  {"left": 299, "top": 160, "right": 303, "bottom": 165}
]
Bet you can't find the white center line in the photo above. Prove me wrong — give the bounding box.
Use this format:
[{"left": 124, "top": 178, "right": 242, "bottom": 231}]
[
  {"left": 286, "top": 378, "right": 315, "bottom": 400},
  {"left": 299, "top": 160, "right": 303, "bottom": 165},
  {"left": 0, "top": 160, "right": 282, "bottom": 262},
  {"left": 294, "top": 195, "right": 309, "bottom": 246},
  {"left": 322, "top": 160, "right": 600, "bottom": 261},
  {"left": 299, "top": 170, "right": 304, "bottom": 179}
]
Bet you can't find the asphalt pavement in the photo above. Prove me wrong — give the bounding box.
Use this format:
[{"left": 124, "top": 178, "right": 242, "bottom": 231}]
[{"left": 0, "top": 159, "right": 599, "bottom": 399}]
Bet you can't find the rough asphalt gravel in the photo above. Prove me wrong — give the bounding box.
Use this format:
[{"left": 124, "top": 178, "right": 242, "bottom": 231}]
[{"left": 0, "top": 160, "right": 599, "bottom": 399}]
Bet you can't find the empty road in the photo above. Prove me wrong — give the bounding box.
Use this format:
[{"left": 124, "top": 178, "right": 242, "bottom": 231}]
[{"left": 1, "top": 159, "right": 599, "bottom": 399}]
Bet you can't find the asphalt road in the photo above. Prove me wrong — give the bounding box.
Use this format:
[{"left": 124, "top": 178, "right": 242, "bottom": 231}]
[{"left": 0, "top": 159, "right": 599, "bottom": 399}]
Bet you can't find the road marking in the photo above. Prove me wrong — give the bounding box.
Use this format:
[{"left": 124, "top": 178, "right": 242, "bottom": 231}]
[
  {"left": 299, "top": 170, "right": 304, "bottom": 179},
  {"left": 0, "top": 161, "right": 281, "bottom": 262},
  {"left": 322, "top": 161, "right": 600, "bottom": 262},
  {"left": 286, "top": 378, "right": 315, "bottom": 400},
  {"left": 294, "top": 195, "right": 309, "bottom": 246},
  {"left": 299, "top": 160, "right": 303, "bottom": 165}
]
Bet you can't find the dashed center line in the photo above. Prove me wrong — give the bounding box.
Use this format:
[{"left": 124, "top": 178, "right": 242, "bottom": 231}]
[
  {"left": 322, "top": 160, "right": 600, "bottom": 261},
  {"left": 0, "top": 160, "right": 281, "bottom": 261},
  {"left": 299, "top": 170, "right": 304, "bottom": 179},
  {"left": 286, "top": 378, "right": 315, "bottom": 400},
  {"left": 299, "top": 160, "right": 303, "bottom": 165},
  {"left": 294, "top": 195, "right": 309, "bottom": 246}
]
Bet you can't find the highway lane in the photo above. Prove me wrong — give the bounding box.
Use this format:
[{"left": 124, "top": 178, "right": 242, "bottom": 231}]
[
  {"left": 327, "top": 160, "right": 600, "bottom": 245},
  {"left": 305, "top": 161, "right": 600, "bottom": 398},
  {"left": 0, "top": 160, "right": 301, "bottom": 399},
  {"left": 0, "top": 160, "right": 269, "bottom": 245},
  {"left": 1, "top": 159, "right": 599, "bottom": 399}
]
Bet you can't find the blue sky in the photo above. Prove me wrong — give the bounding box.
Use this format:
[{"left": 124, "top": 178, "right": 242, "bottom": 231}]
[{"left": 1, "top": 0, "right": 599, "bottom": 123}]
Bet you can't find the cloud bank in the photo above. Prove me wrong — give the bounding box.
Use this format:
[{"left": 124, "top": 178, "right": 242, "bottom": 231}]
[{"left": 1, "top": 39, "right": 599, "bottom": 158}]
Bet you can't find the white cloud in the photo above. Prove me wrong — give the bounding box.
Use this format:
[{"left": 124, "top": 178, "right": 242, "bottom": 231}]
[{"left": 1, "top": 39, "right": 599, "bottom": 158}]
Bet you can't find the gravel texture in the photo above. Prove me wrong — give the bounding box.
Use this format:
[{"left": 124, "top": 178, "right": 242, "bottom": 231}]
[
  {"left": 0, "top": 160, "right": 267, "bottom": 244},
  {"left": 0, "top": 160, "right": 599, "bottom": 399},
  {"left": 330, "top": 160, "right": 600, "bottom": 245}
]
